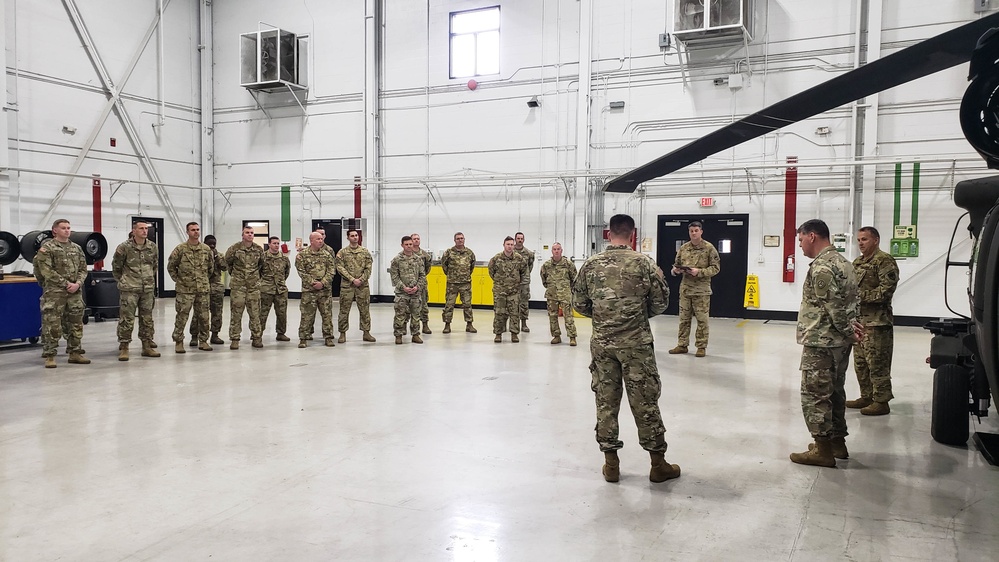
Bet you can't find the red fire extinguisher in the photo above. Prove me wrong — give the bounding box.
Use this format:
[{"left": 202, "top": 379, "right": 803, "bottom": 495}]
[{"left": 783, "top": 254, "right": 795, "bottom": 283}]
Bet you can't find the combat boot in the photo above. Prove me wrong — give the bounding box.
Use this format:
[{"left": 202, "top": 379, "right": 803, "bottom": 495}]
[
  {"left": 790, "top": 438, "right": 837, "bottom": 467},
  {"left": 189, "top": 338, "right": 197, "bottom": 347},
  {"left": 668, "top": 346, "right": 688, "bottom": 354},
  {"left": 363, "top": 331, "right": 376, "bottom": 342},
  {"left": 175, "top": 342, "right": 186, "bottom": 354},
  {"left": 422, "top": 322, "right": 432, "bottom": 334},
  {"left": 276, "top": 334, "right": 291, "bottom": 342},
  {"left": 602, "top": 451, "right": 620, "bottom": 483},
  {"left": 551, "top": 336, "right": 561, "bottom": 345},
  {"left": 521, "top": 321, "right": 530, "bottom": 333},
  {"left": 442, "top": 322, "right": 451, "bottom": 334},
  {"left": 118, "top": 343, "right": 129, "bottom": 362},
  {"left": 68, "top": 353, "right": 91, "bottom": 365},
  {"left": 210, "top": 332, "right": 224, "bottom": 345},
  {"left": 494, "top": 334, "right": 502, "bottom": 343},
  {"left": 324, "top": 338, "right": 336, "bottom": 347},
  {"left": 846, "top": 397, "right": 873, "bottom": 409},
  {"left": 861, "top": 401, "right": 890, "bottom": 416},
  {"left": 198, "top": 342, "right": 213, "bottom": 351},
  {"left": 251, "top": 339, "right": 263, "bottom": 348},
  {"left": 569, "top": 337, "right": 577, "bottom": 346},
  {"left": 395, "top": 336, "right": 404, "bottom": 345},
  {"left": 466, "top": 322, "right": 477, "bottom": 333},
  {"left": 412, "top": 334, "right": 424, "bottom": 344},
  {"left": 649, "top": 451, "right": 681, "bottom": 482},
  {"left": 230, "top": 341, "right": 239, "bottom": 350},
  {"left": 141, "top": 342, "right": 160, "bottom": 357},
  {"left": 695, "top": 348, "right": 706, "bottom": 357},
  {"left": 809, "top": 436, "right": 848, "bottom": 459},
  {"left": 338, "top": 333, "right": 347, "bottom": 343},
  {"left": 44, "top": 357, "right": 57, "bottom": 369},
  {"left": 298, "top": 339, "right": 308, "bottom": 348},
  {"left": 511, "top": 333, "right": 520, "bottom": 343}
]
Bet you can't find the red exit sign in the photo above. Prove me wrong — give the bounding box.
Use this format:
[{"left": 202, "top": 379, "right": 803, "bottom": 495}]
[{"left": 700, "top": 197, "right": 714, "bottom": 207}]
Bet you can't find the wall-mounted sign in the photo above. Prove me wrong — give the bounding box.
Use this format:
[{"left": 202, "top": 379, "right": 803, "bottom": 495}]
[
  {"left": 700, "top": 197, "right": 714, "bottom": 207},
  {"left": 763, "top": 235, "right": 780, "bottom": 247}
]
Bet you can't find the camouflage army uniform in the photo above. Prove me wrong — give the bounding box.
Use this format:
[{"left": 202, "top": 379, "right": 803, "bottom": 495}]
[
  {"left": 336, "top": 245, "right": 373, "bottom": 333},
  {"left": 440, "top": 246, "right": 476, "bottom": 323},
  {"left": 111, "top": 238, "right": 158, "bottom": 345},
  {"left": 673, "top": 240, "right": 721, "bottom": 349},
  {"left": 168, "top": 242, "right": 213, "bottom": 344},
  {"left": 573, "top": 245, "right": 670, "bottom": 453},
  {"left": 296, "top": 246, "right": 336, "bottom": 340},
  {"left": 514, "top": 246, "right": 536, "bottom": 323},
  {"left": 853, "top": 249, "right": 899, "bottom": 404},
  {"left": 488, "top": 251, "right": 528, "bottom": 335},
  {"left": 191, "top": 248, "right": 226, "bottom": 340},
  {"left": 225, "top": 242, "right": 265, "bottom": 342},
  {"left": 260, "top": 250, "right": 291, "bottom": 338},
  {"left": 390, "top": 252, "right": 426, "bottom": 337},
  {"left": 797, "top": 245, "right": 859, "bottom": 440},
  {"left": 35, "top": 239, "right": 87, "bottom": 358},
  {"left": 540, "top": 257, "right": 578, "bottom": 338},
  {"left": 416, "top": 248, "right": 433, "bottom": 330}
]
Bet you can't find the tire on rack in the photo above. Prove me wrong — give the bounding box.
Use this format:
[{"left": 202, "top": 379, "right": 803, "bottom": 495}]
[
  {"left": 19, "top": 230, "right": 53, "bottom": 264},
  {"left": 0, "top": 231, "right": 20, "bottom": 266},
  {"left": 69, "top": 231, "right": 108, "bottom": 265},
  {"left": 931, "top": 364, "right": 971, "bottom": 446}
]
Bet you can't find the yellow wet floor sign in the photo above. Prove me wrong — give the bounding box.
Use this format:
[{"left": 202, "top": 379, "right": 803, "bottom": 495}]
[{"left": 744, "top": 274, "right": 760, "bottom": 308}]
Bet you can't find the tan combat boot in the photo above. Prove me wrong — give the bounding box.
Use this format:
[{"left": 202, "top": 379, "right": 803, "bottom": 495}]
[
  {"left": 790, "top": 438, "right": 837, "bottom": 467},
  {"left": 324, "top": 338, "right": 336, "bottom": 347},
  {"left": 602, "top": 451, "right": 620, "bottom": 482},
  {"left": 569, "top": 337, "right": 577, "bottom": 346},
  {"left": 251, "top": 338, "right": 263, "bottom": 348},
  {"left": 395, "top": 336, "right": 404, "bottom": 345},
  {"left": 846, "top": 397, "right": 873, "bottom": 409},
  {"left": 494, "top": 334, "right": 502, "bottom": 343},
  {"left": 412, "top": 334, "right": 424, "bottom": 344},
  {"left": 175, "top": 341, "right": 186, "bottom": 354},
  {"left": 649, "top": 451, "right": 681, "bottom": 482},
  {"left": 44, "top": 357, "right": 57, "bottom": 369},
  {"left": 118, "top": 343, "right": 129, "bottom": 362},
  {"left": 521, "top": 320, "right": 530, "bottom": 333},
  {"left": 668, "top": 346, "right": 688, "bottom": 354},
  {"left": 210, "top": 332, "right": 224, "bottom": 345},
  {"left": 442, "top": 322, "right": 452, "bottom": 334},
  {"left": 362, "top": 331, "right": 376, "bottom": 342},
  {"left": 861, "top": 402, "right": 890, "bottom": 416},
  {"left": 142, "top": 341, "right": 161, "bottom": 357},
  {"left": 68, "top": 353, "right": 91, "bottom": 365},
  {"left": 338, "top": 333, "right": 346, "bottom": 344},
  {"left": 511, "top": 333, "right": 520, "bottom": 343},
  {"left": 809, "top": 436, "right": 848, "bottom": 459},
  {"left": 230, "top": 341, "right": 239, "bottom": 350},
  {"left": 276, "top": 334, "right": 291, "bottom": 342},
  {"left": 466, "top": 322, "right": 477, "bottom": 333},
  {"left": 298, "top": 339, "right": 308, "bottom": 348},
  {"left": 198, "top": 342, "right": 213, "bottom": 351},
  {"left": 695, "top": 348, "right": 706, "bottom": 357},
  {"left": 422, "top": 322, "right": 432, "bottom": 335},
  {"left": 551, "top": 336, "right": 561, "bottom": 345}
]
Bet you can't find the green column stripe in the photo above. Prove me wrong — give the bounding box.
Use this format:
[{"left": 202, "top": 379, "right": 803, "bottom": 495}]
[
  {"left": 281, "top": 184, "right": 291, "bottom": 240},
  {"left": 893, "top": 162, "right": 902, "bottom": 227},
  {"left": 911, "top": 162, "right": 920, "bottom": 227}
]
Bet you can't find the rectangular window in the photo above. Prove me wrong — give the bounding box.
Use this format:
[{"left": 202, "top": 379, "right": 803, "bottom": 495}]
[{"left": 450, "top": 6, "right": 500, "bottom": 78}]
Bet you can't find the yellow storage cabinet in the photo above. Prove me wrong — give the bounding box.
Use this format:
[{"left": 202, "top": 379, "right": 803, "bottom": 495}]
[{"left": 426, "top": 265, "right": 494, "bottom": 306}]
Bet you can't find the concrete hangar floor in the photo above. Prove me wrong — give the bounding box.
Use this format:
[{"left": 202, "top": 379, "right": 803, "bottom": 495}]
[{"left": 1, "top": 300, "right": 997, "bottom": 560}]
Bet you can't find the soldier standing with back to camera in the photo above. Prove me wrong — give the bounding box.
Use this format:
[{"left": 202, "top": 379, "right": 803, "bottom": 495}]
[
  {"left": 488, "top": 236, "right": 528, "bottom": 343},
  {"left": 391, "top": 236, "right": 426, "bottom": 345},
  {"left": 112, "top": 220, "right": 160, "bottom": 361},
  {"left": 440, "top": 232, "right": 477, "bottom": 334},
  {"left": 336, "top": 229, "right": 376, "bottom": 343},
  {"left": 669, "top": 220, "right": 721, "bottom": 358},
  {"left": 540, "top": 242, "right": 578, "bottom": 346},
  {"left": 296, "top": 232, "right": 337, "bottom": 348},
  {"left": 573, "top": 214, "right": 679, "bottom": 483},
  {"left": 411, "top": 233, "right": 433, "bottom": 335},
  {"left": 225, "top": 226, "right": 265, "bottom": 349},
  {"left": 513, "top": 232, "right": 535, "bottom": 332},
  {"left": 35, "top": 219, "right": 90, "bottom": 368},
  {"left": 260, "top": 236, "right": 291, "bottom": 342},
  {"left": 168, "top": 222, "right": 214, "bottom": 353},
  {"left": 847, "top": 226, "right": 899, "bottom": 416}
]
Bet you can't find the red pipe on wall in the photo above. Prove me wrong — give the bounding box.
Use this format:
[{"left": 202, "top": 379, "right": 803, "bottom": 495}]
[
  {"left": 92, "top": 174, "right": 103, "bottom": 271},
  {"left": 782, "top": 157, "right": 798, "bottom": 283}
]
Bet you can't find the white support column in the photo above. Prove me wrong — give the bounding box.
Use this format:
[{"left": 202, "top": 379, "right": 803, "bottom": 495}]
[
  {"left": 573, "top": 0, "right": 594, "bottom": 259},
  {"left": 365, "top": 0, "right": 383, "bottom": 289},
  {"left": 0, "top": 0, "right": 12, "bottom": 231},
  {"left": 859, "top": 0, "right": 883, "bottom": 230},
  {"left": 199, "top": 0, "right": 215, "bottom": 232}
]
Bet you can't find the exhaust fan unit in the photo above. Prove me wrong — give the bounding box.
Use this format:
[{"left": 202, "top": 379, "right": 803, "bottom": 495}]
[
  {"left": 240, "top": 27, "right": 309, "bottom": 92},
  {"left": 674, "top": 0, "right": 752, "bottom": 46}
]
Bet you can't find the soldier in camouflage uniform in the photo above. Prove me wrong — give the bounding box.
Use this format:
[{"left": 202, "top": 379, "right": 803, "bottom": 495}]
[
  {"left": 513, "top": 232, "right": 535, "bottom": 332},
  {"left": 191, "top": 235, "right": 226, "bottom": 345},
  {"left": 440, "top": 232, "right": 477, "bottom": 334},
  {"left": 336, "top": 229, "right": 375, "bottom": 343},
  {"left": 260, "top": 236, "right": 291, "bottom": 342},
  {"left": 225, "top": 226, "right": 265, "bottom": 349},
  {"left": 111, "top": 220, "right": 160, "bottom": 361},
  {"left": 35, "top": 219, "right": 90, "bottom": 368},
  {"left": 573, "top": 214, "right": 678, "bottom": 484},
  {"left": 790, "top": 219, "right": 861, "bottom": 468},
  {"left": 669, "top": 221, "right": 721, "bottom": 357},
  {"left": 411, "top": 233, "right": 433, "bottom": 335},
  {"left": 848, "top": 226, "right": 899, "bottom": 416},
  {"left": 488, "top": 236, "right": 528, "bottom": 343},
  {"left": 540, "top": 242, "right": 578, "bottom": 346},
  {"left": 390, "top": 236, "right": 426, "bottom": 344},
  {"left": 296, "top": 232, "right": 337, "bottom": 347},
  {"left": 168, "top": 222, "right": 214, "bottom": 353}
]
